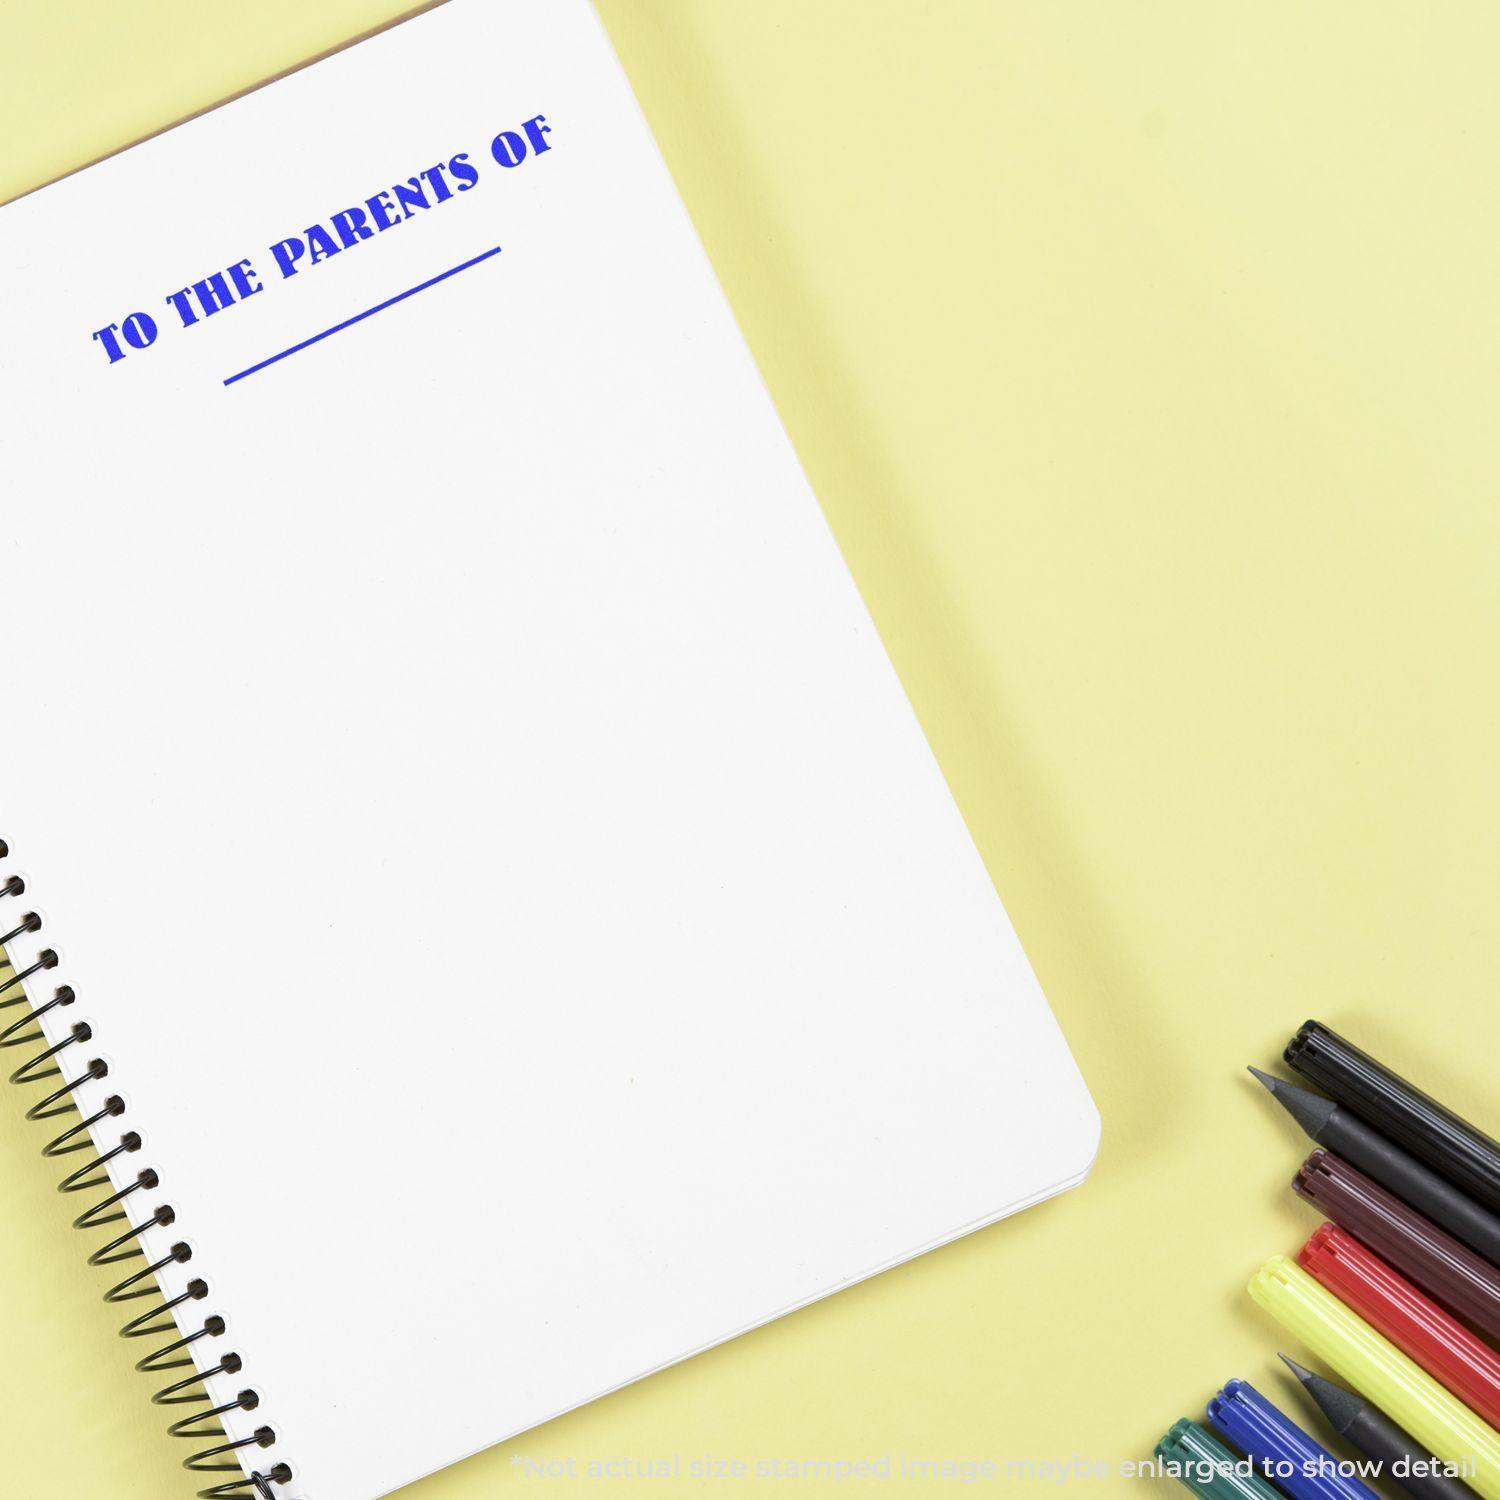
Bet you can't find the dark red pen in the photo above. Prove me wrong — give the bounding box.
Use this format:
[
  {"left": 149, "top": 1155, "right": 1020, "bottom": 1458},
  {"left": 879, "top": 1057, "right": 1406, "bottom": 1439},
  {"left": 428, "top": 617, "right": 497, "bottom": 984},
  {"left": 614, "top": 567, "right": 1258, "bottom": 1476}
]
[{"left": 1294, "top": 1149, "right": 1500, "bottom": 1343}]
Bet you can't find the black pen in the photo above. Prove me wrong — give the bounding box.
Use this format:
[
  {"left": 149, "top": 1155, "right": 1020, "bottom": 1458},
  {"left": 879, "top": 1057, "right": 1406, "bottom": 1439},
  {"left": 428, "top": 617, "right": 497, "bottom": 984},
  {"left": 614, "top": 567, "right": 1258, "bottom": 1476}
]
[{"left": 1285, "top": 1023, "right": 1500, "bottom": 1215}]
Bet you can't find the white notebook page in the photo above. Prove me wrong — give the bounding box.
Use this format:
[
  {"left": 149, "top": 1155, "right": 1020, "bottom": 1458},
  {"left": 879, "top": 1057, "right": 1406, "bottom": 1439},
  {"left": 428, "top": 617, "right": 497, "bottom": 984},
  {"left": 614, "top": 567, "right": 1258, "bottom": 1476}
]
[{"left": 0, "top": 4, "right": 1098, "bottom": 1497}]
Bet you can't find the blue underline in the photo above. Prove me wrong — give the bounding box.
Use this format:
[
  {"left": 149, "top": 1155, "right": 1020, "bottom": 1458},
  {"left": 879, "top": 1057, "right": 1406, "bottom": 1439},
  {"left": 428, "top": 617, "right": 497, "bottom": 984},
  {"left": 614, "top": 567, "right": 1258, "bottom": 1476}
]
[{"left": 223, "top": 245, "right": 503, "bottom": 387}]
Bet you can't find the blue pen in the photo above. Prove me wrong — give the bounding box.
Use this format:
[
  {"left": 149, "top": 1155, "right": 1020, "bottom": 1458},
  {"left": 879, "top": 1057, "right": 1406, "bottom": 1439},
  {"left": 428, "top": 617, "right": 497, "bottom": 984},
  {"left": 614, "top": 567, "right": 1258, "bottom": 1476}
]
[{"left": 1209, "top": 1378, "right": 1382, "bottom": 1500}]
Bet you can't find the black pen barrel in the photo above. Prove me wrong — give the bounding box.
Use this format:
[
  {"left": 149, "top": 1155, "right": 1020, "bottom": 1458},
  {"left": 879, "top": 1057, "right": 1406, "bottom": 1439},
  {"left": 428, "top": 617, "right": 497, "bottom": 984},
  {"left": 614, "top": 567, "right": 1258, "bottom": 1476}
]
[
  {"left": 1282, "top": 1355, "right": 1481, "bottom": 1500},
  {"left": 1326, "top": 1108, "right": 1500, "bottom": 1267},
  {"left": 1345, "top": 1405, "right": 1481, "bottom": 1500}
]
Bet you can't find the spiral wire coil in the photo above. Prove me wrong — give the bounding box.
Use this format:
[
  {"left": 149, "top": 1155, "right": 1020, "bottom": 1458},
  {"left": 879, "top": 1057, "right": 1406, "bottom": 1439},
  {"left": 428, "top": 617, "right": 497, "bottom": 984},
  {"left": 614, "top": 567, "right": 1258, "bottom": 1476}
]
[{"left": 0, "top": 839, "right": 293, "bottom": 1498}]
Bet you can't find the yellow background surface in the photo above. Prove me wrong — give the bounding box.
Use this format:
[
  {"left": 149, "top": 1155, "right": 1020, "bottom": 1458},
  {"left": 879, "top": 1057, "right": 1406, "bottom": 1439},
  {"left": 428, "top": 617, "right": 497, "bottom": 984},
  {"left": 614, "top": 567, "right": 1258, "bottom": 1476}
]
[{"left": 2, "top": 3, "right": 1497, "bottom": 1498}]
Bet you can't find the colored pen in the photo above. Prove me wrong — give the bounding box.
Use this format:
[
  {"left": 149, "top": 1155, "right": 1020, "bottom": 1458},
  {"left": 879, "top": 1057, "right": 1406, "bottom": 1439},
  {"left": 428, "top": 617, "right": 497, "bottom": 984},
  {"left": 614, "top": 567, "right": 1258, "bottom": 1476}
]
[
  {"left": 1301, "top": 1224, "right": 1500, "bottom": 1429},
  {"left": 1247, "top": 1256, "right": 1500, "bottom": 1499},
  {"left": 1209, "top": 1376, "right": 1381, "bottom": 1500},
  {"left": 1251, "top": 1067, "right": 1500, "bottom": 1266},
  {"left": 1286, "top": 1022, "right": 1500, "bottom": 1215},
  {"left": 1294, "top": 1151, "right": 1500, "bottom": 1342},
  {"left": 1282, "top": 1356, "right": 1479, "bottom": 1500},
  {"left": 1156, "top": 1418, "right": 1285, "bottom": 1500}
]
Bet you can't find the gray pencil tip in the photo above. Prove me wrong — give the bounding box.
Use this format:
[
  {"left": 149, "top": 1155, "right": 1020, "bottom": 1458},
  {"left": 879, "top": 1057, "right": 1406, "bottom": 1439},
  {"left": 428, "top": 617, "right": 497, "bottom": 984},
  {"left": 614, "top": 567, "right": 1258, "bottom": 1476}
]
[
  {"left": 1278, "top": 1355, "right": 1361, "bottom": 1432},
  {"left": 1247, "top": 1065, "right": 1336, "bottom": 1139}
]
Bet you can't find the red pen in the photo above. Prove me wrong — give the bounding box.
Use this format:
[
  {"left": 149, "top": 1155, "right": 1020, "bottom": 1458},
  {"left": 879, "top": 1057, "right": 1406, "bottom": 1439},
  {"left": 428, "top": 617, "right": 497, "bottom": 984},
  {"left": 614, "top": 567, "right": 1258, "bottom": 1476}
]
[{"left": 1300, "top": 1222, "right": 1500, "bottom": 1429}]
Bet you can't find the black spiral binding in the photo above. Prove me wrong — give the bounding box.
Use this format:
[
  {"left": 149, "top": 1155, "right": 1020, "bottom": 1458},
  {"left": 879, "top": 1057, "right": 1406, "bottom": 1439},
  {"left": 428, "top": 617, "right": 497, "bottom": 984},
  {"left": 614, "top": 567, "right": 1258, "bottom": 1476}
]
[{"left": 0, "top": 839, "right": 294, "bottom": 1500}]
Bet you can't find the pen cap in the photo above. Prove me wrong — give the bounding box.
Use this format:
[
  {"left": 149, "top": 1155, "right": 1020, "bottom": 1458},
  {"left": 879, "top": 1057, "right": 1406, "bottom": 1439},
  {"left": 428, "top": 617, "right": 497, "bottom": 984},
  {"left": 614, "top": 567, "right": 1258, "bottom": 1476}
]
[
  {"left": 1286, "top": 1022, "right": 1500, "bottom": 1214},
  {"left": 1247, "top": 1256, "right": 1500, "bottom": 1500},
  {"left": 1157, "top": 1418, "right": 1285, "bottom": 1500},
  {"left": 1300, "top": 1223, "right": 1500, "bottom": 1431},
  {"left": 1294, "top": 1150, "right": 1500, "bottom": 1342}
]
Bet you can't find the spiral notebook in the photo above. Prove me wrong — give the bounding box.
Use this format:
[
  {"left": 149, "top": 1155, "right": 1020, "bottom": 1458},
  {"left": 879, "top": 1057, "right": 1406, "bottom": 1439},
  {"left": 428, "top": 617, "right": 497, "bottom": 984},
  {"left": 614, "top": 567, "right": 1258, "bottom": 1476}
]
[{"left": 0, "top": 3, "right": 1099, "bottom": 1497}]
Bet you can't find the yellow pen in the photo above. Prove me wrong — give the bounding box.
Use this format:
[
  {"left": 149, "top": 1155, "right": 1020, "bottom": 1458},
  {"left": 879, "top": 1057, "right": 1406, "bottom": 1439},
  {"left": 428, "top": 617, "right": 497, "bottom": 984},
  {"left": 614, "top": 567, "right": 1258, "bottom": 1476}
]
[{"left": 1249, "top": 1255, "right": 1500, "bottom": 1500}]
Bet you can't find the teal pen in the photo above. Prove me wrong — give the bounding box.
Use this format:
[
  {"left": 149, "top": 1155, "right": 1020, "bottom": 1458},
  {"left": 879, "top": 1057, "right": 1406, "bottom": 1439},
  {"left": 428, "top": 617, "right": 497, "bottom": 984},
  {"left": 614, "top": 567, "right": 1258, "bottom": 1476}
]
[{"left": 1156, "top": 1418, "right": 1286, "bottom": 1500}]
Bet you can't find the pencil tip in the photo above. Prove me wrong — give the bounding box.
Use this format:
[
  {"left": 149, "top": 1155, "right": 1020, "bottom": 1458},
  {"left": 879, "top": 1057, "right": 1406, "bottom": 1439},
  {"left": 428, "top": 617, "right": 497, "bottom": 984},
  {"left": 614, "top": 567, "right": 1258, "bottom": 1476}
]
[
  {"left": 1247, "top": 1065, "right": 1336, "bottom": 1138},
  {"left": 1278, "top": 1356, "right": 1360, "bottom": 1431}
]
